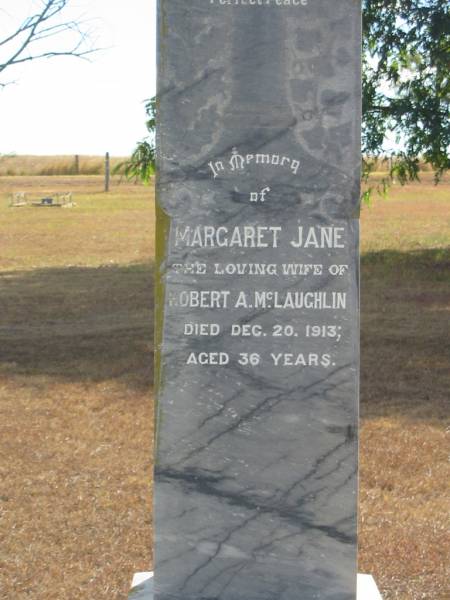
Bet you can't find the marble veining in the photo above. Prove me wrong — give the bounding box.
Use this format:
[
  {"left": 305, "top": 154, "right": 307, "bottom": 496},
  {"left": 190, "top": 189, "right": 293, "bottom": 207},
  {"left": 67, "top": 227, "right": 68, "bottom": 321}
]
[{"left": 155, "top": 1, "right": 361, "bottom": 598}]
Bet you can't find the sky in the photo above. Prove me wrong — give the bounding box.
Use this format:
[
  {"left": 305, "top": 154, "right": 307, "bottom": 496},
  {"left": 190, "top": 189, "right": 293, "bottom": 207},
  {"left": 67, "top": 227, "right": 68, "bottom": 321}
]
[{"left": 0, "top": 0, "right": 157, "bottom": 156}]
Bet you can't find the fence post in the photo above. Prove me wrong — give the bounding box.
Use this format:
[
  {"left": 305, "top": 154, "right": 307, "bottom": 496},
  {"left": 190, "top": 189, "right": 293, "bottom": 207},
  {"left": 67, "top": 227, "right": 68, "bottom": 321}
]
[
  {"left": 74, "top": 154, "right": 80, "bottom": 175},
  {"left": 105, "top": 152, "right": 110, "bottom": 192}
]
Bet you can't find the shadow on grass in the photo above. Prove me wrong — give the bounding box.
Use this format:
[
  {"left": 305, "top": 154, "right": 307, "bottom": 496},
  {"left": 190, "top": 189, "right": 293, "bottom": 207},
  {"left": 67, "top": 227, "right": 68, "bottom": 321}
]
[
  {"left": 0, "top": 262, "right": 154, "bottom": 390},
  {"left": 362, "top": 247, "right": 450, "bottom": 276},
  {"left": 0, "top": 248, "right": 448, "bottom": 420},
  {"left": 361, "top": 248, "right": 450, "bottom": 422}
]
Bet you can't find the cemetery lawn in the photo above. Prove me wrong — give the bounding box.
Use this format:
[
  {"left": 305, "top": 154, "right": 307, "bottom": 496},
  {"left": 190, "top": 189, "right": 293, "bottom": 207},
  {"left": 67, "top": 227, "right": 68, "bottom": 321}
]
[
  {"left": 0, "top": 176, "right": 155, "bottom": 599},
  {"left": 0, "top": 173, "right": 449, "bottom": 599}
]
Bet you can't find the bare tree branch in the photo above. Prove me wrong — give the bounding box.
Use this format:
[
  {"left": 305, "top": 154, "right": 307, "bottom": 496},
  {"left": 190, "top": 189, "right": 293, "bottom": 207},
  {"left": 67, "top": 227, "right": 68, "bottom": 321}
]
[{"left": 0, "top": 0, "right": 99, "bottom": 84}]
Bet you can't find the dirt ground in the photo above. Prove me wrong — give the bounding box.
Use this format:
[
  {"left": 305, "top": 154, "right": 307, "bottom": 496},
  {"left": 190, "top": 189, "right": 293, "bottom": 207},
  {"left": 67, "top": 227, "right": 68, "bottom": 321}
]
[{"left": 0, "top": 174, "right": 448, "bottom": 599}]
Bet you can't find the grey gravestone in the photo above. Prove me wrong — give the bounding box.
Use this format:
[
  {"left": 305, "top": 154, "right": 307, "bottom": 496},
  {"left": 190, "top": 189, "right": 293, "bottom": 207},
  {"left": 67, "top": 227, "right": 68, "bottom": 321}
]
[{"left": 155, "top": 1, "right": 361, "bottom": 599}]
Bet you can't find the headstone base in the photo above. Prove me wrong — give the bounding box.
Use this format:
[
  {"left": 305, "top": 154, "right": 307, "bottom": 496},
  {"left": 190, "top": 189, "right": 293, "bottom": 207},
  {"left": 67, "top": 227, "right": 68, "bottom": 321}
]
[
  {"left": 128, "top": 573, "right": 383, "bottom": 599},
  {"left": 128, "top": 572, "right": 153, "bottom": 599}
]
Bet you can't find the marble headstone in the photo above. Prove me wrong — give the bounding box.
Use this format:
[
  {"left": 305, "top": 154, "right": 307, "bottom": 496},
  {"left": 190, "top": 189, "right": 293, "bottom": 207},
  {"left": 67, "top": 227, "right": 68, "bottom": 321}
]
[{"left": 155, "top": 1, "right": 361, "bottom": 599}]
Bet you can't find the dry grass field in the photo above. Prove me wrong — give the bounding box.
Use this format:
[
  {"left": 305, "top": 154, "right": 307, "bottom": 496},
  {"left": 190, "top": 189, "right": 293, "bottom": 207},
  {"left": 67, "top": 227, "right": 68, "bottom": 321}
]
[
  {"left": 359, "top": 178, "right": 450, "bottom": 599},
  {"left": 0, "top": 170, "right": 449, "bottom": 599},
  {"left": 0, "top": 155, "right": 126, "bottom": 177}
]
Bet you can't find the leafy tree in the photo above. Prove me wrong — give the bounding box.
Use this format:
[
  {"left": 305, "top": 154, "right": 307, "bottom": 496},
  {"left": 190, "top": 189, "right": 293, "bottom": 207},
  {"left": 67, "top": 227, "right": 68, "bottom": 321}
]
[
  {"left": 363, "top": 0, "right": 450, "bottom": 186},
  {"left": 114, "top": 98, "right": 156, "bottom": 184},
  {"left": 0, "top": 0, "right": 96, "bottom": 88},
  {"left": 126, "top": 2, "right": 449, "bottom": 186}
]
